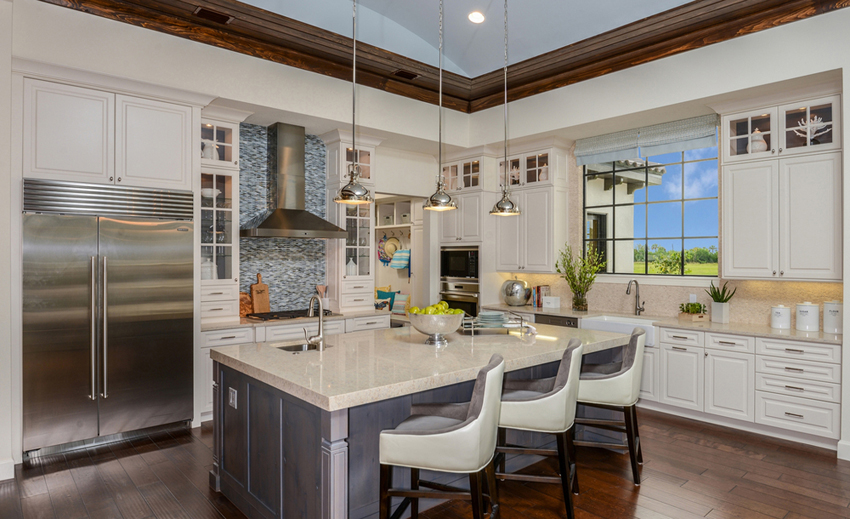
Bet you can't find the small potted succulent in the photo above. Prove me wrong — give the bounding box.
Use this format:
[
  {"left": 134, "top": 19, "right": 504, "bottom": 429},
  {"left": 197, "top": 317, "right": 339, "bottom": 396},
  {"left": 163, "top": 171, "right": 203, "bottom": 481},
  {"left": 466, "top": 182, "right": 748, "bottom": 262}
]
[
  {"left": 555, "top": 244, "right": 605, "bottom": 312},
  {"left": 706, "top": 280, "right": 736, "bottom": 324},
  {"left": 679, "top": 302, "right": 707, "bottom": 322}
]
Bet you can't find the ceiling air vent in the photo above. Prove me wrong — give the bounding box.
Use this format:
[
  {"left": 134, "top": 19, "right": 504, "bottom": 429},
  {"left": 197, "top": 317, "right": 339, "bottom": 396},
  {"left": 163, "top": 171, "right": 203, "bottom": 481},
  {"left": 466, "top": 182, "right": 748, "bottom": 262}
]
[
  {"left": 193, "top": 6, "right": 234, "bottom": 25},
  {"left": 392, "top": 70, "right": 420, "bottom": 81}
]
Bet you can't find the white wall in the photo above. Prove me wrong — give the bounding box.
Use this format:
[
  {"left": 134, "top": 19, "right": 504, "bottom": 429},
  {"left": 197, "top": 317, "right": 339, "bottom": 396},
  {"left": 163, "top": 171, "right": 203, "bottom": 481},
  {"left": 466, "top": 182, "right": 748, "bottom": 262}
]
[
  {"left": 0, "top": 0, "right": 14, "bottom": 482},
  {"left": 375, "top": 147, "right": 438, "bottom": 197}
]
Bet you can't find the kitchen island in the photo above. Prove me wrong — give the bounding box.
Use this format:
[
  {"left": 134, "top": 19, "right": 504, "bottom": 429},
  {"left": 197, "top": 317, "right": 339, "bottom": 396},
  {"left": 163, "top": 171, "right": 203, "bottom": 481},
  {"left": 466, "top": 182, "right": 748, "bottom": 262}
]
[{"left": 209, "top": 324, "right": 629, "bottom": 519}]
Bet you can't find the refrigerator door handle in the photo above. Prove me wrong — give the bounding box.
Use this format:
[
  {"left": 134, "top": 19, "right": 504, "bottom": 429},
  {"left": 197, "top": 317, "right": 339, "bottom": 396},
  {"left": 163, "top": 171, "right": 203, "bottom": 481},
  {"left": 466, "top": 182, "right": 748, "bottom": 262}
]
[
  {"left": 101, "top": 256, "right": 108, "bottom": 399},
  {"left": 90, "top": 256, "right": 97, "bottom": 401}
]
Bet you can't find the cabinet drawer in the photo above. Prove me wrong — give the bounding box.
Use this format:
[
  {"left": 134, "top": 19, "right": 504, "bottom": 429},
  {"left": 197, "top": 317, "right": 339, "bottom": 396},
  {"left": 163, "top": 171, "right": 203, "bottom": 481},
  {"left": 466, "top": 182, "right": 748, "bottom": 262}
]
[
  {"left": 346, "top": 315, "right": 391, "bottom": 333},
  {"left": 755, "top": 356, "right": 841, "bottom": 384},
  {"left": 201, "top": 284, "right": 239, "bottom": 302},
  {"left": 756, "top": 338, "right": 840, "bottom": 364},
  {"left": 755, "top": 374, "right": 840, "bottom": 404},
  {"left": 201, "top": 328, "right": 254, "bottom": 347},
  {"left": 201, "top": 300, "right": 239, "bottom": 319},
  {"left": 660, "top": 328, "right": 704, "bottom": 347},
  {"left": 755, "top": 391, "right": 840, "bottom": 439},
  {"left": 706, "top": 333, "right": 754, "bottom": 353},
  {"left": 341, "top": 293, "right": 373, "bottom": 307},
  {"left": 264, "top": 320, "right": 346, "bottom": 342},
  {"left": 342, "top": 280, "right": 374, "bottom": 294}
]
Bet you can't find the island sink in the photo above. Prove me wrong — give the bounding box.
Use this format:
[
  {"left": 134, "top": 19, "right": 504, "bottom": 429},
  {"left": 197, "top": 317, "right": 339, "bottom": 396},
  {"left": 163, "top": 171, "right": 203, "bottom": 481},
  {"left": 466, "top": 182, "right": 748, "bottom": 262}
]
[
  {"left": 276, "top": 343, "right": 322, "bottom": 352},
  {"left": 580, "top": 315, "right": 656, "bottom": 346}
]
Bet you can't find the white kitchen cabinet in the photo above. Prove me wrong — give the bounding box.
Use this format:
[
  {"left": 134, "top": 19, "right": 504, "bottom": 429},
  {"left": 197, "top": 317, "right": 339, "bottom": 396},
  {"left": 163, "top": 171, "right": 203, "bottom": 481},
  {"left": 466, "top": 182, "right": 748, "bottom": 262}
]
[
  {"left": 704, "top": 349, "right": 754, "bottom": 422},
  {"left": 201, "top": 119, "right": 239, "bottom": 170},
  {"left": 345, "top": 314, "right": 391, "bottom": 333},
  {"left": 322, "top": 130, "right": 383, "bottom": 186},
  {"left": 440, "top": 192, "right": 484, "bottom": 243},
  {"left": 116, "top": 95, "right": 192, "bottom": 190},
  {"left": 722, "top": 152, "right": 842, "bottom": 281},
  {"left": 261, "top": 320, "right": 346, "bottom": 342},
  {"left": 23, "top": 78, "right": 115, "bottom": 183},
  {"left": 499, "top": 149, "right": 567, "bottom": 189},
  {"left": 495, "top": 186, "right": 566, "bottom": 273},
  {"left": 202, "top": 348, "right": 214, "bottom": 417},
  {"left": 722, "top": 107, "right": 777, "bottom": 164},
  {"left": 659, "top": 342, "right": 704, "bottom": 412},
  {"left": 639, "top": 347, "right": 658, "bottom": 402},
  {"left": 755, "top": 391, "right": 840, "bottom": 440}
]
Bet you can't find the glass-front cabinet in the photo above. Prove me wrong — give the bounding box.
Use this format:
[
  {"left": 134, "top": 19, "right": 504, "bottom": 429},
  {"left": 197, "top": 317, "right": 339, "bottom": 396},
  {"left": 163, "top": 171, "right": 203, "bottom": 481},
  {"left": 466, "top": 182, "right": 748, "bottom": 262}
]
[
  {"left": 442, "top": 159, "right": 481, "bottom": 192},
  {"left": 499, "top": 156, "right": 522, "bottom": 188},
  {"left": 345, "top": 148, "right": 372, "bottom": 183},
  {"left": 500, "top": 151, "right": 553, "bottom": 189},
  {"left": 343, "top": 204, "right": 372, "bottom": 278},
  {"left": 201, "top": 119, "right": 239, "bottom": 169},
  {"left": 723, "top": 108, "right": 777, "bottom": 163},
  {"left": 200, "top": 173, "right": 237, "bottom": 283}
]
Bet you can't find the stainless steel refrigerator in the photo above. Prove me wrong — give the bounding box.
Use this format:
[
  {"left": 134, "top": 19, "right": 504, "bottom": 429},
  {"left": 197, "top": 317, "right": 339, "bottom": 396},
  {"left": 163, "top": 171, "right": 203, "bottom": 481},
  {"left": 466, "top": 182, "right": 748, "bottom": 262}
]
[{"left": 22, "top": 179, "right": 194, "bottom": 453}]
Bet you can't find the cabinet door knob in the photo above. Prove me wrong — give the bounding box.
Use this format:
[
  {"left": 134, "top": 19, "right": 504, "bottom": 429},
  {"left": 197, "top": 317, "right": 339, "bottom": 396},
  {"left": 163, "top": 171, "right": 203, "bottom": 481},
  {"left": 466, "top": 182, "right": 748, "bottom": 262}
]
[
  {"left": 780, "top": 270, "right": 784, "bottom": 276},
  {"left": 117, "top": 177, "right": 121, "bottom": 182},
  {"left": 109, "top": 176, "right": 114, "bottom": 181},
  {"left": 779, "top": 148, "right": 783, "bottom": 153},
  {"left": 773, "top": 270, "right": 777, "bottom": 275},
  {"left": 771, "top": 149, "right": 776, "bottom": 154}
]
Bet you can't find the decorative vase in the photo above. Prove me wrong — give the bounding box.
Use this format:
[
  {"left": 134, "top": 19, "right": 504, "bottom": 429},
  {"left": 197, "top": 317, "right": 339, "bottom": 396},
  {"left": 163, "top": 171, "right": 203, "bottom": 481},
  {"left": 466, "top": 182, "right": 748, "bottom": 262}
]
[
  {"left": 747, "top": 130, "right": 768, "bottom": 153},
  {"left": 711, "top": 301, "right": 730, "bottom": 324},
  {"left": 572, "top": 292, "right": 588, "bottom": 312}
]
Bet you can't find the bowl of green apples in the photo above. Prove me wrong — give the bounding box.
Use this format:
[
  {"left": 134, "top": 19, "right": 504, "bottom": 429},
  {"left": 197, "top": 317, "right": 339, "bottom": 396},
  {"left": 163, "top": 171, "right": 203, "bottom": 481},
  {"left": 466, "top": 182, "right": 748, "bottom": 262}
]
[{"left": 407, "top": 301, "right": 465, "bottom": 347}]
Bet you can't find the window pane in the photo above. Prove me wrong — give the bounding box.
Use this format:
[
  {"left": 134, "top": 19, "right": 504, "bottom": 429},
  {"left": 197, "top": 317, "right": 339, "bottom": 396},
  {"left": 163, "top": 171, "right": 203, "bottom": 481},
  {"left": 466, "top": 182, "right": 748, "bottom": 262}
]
[
  {"left": 613, "top": 171, "right": 646, "bottom": 204},
  {"left": 684, "top": 145, "right": 718, "bottom": 161},
  {"left": 647, "top": 151, "right": 681, "bottom": 165},
  {"left": 610, "top": 239, "right": 642, "bottom": 274},
  {"left": 648, "top": 240, "right": 682, "bottom": 275},
  {"left": 647, "top": 202, "right": 682, "bottom": 237},
  {"left": 648, "top": 164, "right": 681, "bottom": 202},
  {"left": 632, "top": 241, "right": 648, "bottom": 274},
  {"left": 585, "top": 211, "right": 611, "bottom": 240},
  {"left": 684, "top": 160, "right": 718, "bottom": 199},
  {"left": 684, "top": 199, "right": 718, "bottom": 237},
  {"left": 620, "top": 204, "right": 647, "bottom": 239},
  {"left": 585, "top": 174, "right": 613, "bottom": 207},
  {"left": 586, "top": 240, "right": 612, "bottom": 274},
  {"left": 684, "top": 238, "right": 718, "bottom": 276}
]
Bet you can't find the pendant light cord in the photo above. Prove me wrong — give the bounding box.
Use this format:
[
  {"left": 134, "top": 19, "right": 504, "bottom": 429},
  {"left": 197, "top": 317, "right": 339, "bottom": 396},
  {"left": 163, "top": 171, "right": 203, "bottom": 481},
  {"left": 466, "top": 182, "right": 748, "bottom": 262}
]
[
  {"left": 438, "top": 0, "right": 443, "bottom": 183},
  {"left": 503, "top": 0, "right": 509, "bottom": 194},
  {"left": 351, "top": 0, "right": 358, "bottom": 176}
]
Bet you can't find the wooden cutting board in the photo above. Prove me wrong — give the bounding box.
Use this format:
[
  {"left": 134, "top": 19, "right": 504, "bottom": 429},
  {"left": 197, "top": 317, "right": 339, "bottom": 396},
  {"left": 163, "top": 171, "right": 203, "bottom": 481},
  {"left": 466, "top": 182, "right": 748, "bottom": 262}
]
[{"left": 250, "top": 274, "right": 270, "bottom": 314}]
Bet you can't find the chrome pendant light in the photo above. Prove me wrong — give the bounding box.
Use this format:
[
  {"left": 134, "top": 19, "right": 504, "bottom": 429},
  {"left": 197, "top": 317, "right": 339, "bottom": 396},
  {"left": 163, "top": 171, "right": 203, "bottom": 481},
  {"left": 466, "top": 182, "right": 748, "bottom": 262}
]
[
  {"left": 423, "top": 0, "right": 457, "bottom": 212},
  {"left": 334, "top": 0, "right": 373, "bottom": 205},
  {"left": 490, "top": 0, "right": 520, "bottom": 216}
]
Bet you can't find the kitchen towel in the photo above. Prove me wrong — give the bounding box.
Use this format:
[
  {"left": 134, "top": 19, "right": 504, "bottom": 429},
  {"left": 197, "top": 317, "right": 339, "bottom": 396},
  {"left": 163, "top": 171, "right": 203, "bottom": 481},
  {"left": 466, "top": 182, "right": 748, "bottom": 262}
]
[{"left": 390, "top": 249, "right": 410, "bottom": 269}]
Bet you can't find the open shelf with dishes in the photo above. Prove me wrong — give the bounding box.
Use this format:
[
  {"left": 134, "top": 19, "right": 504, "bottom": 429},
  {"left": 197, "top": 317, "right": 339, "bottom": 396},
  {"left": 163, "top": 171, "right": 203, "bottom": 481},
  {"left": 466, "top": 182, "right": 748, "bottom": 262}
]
[{"left": 200, "top": 172, "right": 238, "bottom": 284}]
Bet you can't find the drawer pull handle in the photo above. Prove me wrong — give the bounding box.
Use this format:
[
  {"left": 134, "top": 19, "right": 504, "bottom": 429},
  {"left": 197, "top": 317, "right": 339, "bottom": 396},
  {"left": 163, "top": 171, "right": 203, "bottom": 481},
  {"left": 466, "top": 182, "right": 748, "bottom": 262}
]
[
  {"left": 221, "top": 336, "right": 236, "bottom": 340},
  {"left": 210, "top": 308, "right": 224, "bottom": 311},
  {"left": 784, "top": 367, "right": 804, "bottom": 373},
  {"left": 784, "top": 412, "right": 804, "bottom": 419},
  {"left": 672, "top": 335, "right": 689, "bottom": 340},
  {"left": 785, "top": 348, "right": 804, "bottom": 354},
  {"left": 354, "top": 298, "right": 365, "bottom": 302},
  {"left": 718, "top": 341, "right": 737, "bottom": 345},
  {"left": 353, "top": 286, "right": 365, "bottom": 289},
  {"left": 209, "top": 292, "right": 224, "bottom": 295},
  {"left": 672, "top": 346, "right": 688, "bottom": 351},
  {"left": 365, "top": 321, "right": 378, "bottom": 325},
  {"left": 785, "top": 385, "right": 805, "bottom": 391}
]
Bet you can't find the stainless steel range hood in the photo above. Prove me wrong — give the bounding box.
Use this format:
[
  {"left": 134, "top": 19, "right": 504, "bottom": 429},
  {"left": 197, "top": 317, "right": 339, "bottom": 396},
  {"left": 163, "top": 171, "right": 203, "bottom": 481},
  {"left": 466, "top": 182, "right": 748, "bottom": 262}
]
[{"left": 240, "top": 123, "right": 346, "bottom": 239}]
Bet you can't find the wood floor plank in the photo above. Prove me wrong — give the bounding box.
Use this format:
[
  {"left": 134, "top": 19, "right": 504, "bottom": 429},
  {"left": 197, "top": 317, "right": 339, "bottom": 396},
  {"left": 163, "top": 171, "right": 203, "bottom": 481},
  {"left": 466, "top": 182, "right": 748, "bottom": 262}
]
[
  {"left": 20, "top": 492, "right": 56, "bottom": 519},
  {"left": 136, "top": 481, "right": 191, "bottom": 519},
  {"left": 65, "top": 449, "right": 122, "bottom": 516},
  {"left": 95, "top": 458, "right": 154, "bottom": 519},
  {"left": 0, "top": 478, "right": 24, "bottom": 519},
  {"left": 16, "top": 462, "right": 48, "bottom": 498}
]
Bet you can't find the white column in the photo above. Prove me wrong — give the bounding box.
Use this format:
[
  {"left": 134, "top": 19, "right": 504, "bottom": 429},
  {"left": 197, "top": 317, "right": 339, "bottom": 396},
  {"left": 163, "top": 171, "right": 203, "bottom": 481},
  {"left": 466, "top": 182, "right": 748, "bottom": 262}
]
[
  {"left": 320, "top": 409, "right": 349, "bottom": 519},
  {"left": 839, "top": 67, "right": 850, "bottom": 461},
  {"left": 0, "top": 0, "right": 16, "bottom": 482}
]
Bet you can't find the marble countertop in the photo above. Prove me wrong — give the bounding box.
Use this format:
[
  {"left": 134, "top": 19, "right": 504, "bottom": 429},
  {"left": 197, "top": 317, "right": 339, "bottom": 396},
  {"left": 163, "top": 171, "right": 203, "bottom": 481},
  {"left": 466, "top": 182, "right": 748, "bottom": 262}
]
[
  {"left": 481, "top": 304, "right": 648, "bottom": 321},
  {"left": 201, "top": 310, "right": 389, "bottom": 332},
  {"left": 210, "top": 324, "right": 629, "bottom": 412},
  {"left": 652, "top": 319, "right": 842, "bottom": 345}
]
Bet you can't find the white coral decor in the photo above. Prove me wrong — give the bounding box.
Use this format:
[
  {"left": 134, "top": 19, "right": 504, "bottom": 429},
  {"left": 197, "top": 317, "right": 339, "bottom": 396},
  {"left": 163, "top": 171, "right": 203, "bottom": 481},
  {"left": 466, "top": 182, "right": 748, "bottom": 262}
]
[{"left": 793, "top": 115, "right": 832, "bottom": 140}]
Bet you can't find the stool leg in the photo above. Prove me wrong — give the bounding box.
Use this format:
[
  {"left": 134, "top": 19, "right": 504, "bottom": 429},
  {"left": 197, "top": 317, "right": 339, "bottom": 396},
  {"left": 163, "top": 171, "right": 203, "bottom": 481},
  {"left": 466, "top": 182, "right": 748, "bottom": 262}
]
[
  {"left": 631, "top": 406, "right": 643, "bottom": 465},
  {"left": 469, "top": 469, "right": 485, "bottom": 519},
  {"left": 484, "top": 458, "right": 500, "bottom": 517},
  {"left": 379, "top": 464, "right": 392, "bottom": 519},
  {"left": 556, "top": 432, "right": 576, "bottom": 519},
  {"left": 497, "top": 427, "right": 507, "bottom": 477},
  {"left": 623, "top": 405, "right": 641, "bottom": 485},
  {"left": 566, "top": 426, "right": 579, "bottom": 495},
  {"left": 410, "top": 468, "right": 419, "bottom": 518}
]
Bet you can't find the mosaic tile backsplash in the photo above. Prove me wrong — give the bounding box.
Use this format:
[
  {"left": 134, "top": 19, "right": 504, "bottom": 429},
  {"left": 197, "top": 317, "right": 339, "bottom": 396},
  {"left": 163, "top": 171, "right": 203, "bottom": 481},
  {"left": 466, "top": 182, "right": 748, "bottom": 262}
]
[{"left": 239, "top": 123, "right": 328, "bottom": 310}]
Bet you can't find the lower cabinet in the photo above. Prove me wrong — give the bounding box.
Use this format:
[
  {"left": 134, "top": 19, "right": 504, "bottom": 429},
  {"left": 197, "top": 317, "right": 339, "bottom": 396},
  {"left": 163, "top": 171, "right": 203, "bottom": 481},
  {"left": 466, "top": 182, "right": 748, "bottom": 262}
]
[
  {"left": 345, "top": 314, "right": 391, "bottom": 333},
  {"left": 258, "top": 320, "right": 346, "bottom": 342},
  {"left": 639, "top": 347, "right": 658, "bottom": 402},
  {"left": 659, "top": 342, "right": 704, "bottom": 411},
  {"left": 705, "top": 349, "right": 754, "bottom": 422}
]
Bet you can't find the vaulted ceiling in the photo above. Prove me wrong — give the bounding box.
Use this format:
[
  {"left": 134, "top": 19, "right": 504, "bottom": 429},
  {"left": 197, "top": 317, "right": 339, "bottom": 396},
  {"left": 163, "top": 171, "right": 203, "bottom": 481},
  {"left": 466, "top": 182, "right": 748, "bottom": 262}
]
[{"left": 41, "top": 0, "right": 849, "bottom": 112}]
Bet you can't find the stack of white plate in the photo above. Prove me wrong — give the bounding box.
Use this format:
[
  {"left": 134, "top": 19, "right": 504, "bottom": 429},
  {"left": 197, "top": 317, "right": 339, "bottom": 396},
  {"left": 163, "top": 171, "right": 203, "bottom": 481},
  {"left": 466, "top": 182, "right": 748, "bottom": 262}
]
[{"left": 475, "top": 311, "right": 507, "bottom": 328}]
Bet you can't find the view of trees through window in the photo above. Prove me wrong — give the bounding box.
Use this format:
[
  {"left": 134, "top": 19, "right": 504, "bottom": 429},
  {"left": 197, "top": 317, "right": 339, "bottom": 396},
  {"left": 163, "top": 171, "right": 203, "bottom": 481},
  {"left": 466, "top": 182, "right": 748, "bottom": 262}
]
[{"left": 583, "top": 145, "right": 719, "bottom": 276}]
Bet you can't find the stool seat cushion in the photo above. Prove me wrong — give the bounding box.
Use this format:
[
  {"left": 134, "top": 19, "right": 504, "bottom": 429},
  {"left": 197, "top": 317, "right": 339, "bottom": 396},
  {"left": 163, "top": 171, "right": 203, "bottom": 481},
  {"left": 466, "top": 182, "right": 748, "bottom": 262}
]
[
  {"left": 580, "top": 361, "right": 623, "bottom": 378},
  {"left": 501, "top": 389, "right": 545, "bottom": 402},
  {"left": 578, "top": 329, "right": 646, "bottom": 407},
  {"left": 394, "top": 414, "right": 465, "bottom": 433}
]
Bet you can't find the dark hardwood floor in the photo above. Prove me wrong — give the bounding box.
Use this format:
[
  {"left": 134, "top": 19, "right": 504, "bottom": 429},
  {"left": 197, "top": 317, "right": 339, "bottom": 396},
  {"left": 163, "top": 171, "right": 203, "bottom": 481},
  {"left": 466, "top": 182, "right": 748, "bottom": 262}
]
[{"left": 2, "top": 409, "right": 849, "bottom": 518}]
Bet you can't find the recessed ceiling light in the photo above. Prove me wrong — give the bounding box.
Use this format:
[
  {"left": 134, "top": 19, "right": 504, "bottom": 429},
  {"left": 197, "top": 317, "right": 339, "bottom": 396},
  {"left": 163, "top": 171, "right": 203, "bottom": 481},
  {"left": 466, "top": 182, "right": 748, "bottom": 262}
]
[{"left": 468, "top": 11, "right": 485, "bottom": 23}]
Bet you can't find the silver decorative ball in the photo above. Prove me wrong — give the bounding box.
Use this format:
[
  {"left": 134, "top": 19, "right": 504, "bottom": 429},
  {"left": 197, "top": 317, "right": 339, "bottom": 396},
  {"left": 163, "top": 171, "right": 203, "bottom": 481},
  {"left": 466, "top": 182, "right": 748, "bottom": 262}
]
[{"left": 501, "top": 278, "right": 531, "bottom": 306}]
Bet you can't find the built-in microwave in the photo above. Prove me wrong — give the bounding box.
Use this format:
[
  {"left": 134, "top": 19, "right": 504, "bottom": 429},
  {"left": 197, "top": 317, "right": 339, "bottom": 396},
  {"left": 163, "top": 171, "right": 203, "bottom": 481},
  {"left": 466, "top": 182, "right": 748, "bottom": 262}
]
[{"left": 440, "top": 246, "right": 479, "bottom": 280}]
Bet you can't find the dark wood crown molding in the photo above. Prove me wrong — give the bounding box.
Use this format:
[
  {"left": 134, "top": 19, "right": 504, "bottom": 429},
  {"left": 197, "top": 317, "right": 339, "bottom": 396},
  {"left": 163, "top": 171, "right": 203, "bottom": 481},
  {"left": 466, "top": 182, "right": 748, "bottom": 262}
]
[{"left": 39, "top": 0, "right": 849, "bottom": 114}]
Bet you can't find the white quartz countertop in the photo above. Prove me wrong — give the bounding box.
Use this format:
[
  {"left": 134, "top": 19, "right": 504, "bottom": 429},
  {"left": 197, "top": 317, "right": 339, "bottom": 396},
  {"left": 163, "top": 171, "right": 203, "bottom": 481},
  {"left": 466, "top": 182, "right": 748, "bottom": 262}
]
[
  {"left": 201, "top": 310, "right": 389, "bottom": 332},
  {"left": 210, "top": 324, "right": 629, "bottom": 412},
  {"left": 482, "top": 304, "right": 646, "bottom": 321},
  {"left": 652, "top": 319, "right": 842, "bottom": 345}
]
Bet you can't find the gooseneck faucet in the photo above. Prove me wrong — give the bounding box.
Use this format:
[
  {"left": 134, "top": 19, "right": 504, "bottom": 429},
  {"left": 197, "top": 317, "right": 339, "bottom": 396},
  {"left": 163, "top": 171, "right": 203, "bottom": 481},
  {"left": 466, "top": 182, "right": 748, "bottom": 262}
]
[
  {"left": 306, "top": 295, "right": 325, "bottom": 351},
  {"left": 626, "top": 279, "right": 646, "bottom": 316}
]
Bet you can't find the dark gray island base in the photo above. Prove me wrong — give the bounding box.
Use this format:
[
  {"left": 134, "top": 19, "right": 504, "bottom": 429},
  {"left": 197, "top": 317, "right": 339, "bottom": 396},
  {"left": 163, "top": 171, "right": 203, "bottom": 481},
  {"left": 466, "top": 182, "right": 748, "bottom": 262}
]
[{"left": 208, "top": 325, "right": 628, "bottom": 519}]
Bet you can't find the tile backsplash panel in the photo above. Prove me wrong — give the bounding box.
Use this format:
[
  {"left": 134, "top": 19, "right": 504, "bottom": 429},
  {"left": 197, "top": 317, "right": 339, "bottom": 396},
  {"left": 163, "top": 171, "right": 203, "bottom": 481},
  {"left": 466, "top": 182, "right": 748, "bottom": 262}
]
[{"left": 238, "top": 123, "right": 327, "bottom": 310}]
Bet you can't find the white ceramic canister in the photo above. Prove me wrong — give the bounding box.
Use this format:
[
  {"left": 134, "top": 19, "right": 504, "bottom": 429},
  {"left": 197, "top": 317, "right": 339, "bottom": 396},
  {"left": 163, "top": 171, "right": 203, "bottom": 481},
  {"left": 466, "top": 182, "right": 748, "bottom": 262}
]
[
  {"left": 796, "top": 302, "right": 819, "bottom": 332},
  {"left": 770, "top": 305, "right": 791, "bottom": 329},
  {"left": 823, "top": 301, "right": 843, "bottom": 334}
]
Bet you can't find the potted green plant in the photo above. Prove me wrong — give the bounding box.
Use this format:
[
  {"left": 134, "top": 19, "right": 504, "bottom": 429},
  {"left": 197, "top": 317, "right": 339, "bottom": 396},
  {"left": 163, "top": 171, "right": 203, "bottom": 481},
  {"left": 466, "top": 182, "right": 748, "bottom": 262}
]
[
  {"left": 705, "top": 280, "right": 736, "bottom": 324},
  {"left": 679, "top": 302, "right": 707, "bottom": 322},
  {"left": 555, "top": 244, "right": 606, "bottom": 311}
]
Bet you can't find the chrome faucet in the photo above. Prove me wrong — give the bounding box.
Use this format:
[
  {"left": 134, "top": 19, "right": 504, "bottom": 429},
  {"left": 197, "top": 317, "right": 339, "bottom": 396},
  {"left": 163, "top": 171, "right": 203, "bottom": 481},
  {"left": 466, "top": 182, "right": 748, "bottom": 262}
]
[
  {"left": 626, "top": 279, "right": 645, "bottom": 316},
  {"left": 306, "top": 295, "right": 325, "bottom": 351}
]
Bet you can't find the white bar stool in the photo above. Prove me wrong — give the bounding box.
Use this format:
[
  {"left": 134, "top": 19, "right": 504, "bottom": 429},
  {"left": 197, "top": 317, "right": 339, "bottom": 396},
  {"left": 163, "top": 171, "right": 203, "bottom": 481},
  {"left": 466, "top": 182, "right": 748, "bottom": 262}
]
[
  {"left": 378, "top": 354, "right": 505, "bottom": 519},
  {"left": 575, "top": 328, "right": 646, "bottom": 485},
  {"left": 495, "top": 339, "right": 584, "bottom": 519}
]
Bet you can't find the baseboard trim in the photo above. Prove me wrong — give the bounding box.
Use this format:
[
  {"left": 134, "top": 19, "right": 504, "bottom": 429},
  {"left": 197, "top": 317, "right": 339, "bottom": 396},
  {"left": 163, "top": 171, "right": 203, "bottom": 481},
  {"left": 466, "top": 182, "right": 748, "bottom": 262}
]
[
  {"left": 0, "top": 458, "right": 14, "bottom": 482},
  {"left": 837, "top": 440, "right": 850, "bottom": 460},
  {"left": 637, "top": 400, "right": 839, "bottom": 452}
]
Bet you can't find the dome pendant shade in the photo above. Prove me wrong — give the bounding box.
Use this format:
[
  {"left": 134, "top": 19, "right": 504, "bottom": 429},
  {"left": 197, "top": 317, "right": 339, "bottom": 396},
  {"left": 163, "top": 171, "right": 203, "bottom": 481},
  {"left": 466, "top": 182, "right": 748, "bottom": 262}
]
[
  {"left": 423, "top": 178, "right": 457, "bottom": 211},
  {"left": 334, "top": 164, "right": 373, "bottom": 205},
  {"left": 490, "top": 192, "right": 520, "bottom": 216}
]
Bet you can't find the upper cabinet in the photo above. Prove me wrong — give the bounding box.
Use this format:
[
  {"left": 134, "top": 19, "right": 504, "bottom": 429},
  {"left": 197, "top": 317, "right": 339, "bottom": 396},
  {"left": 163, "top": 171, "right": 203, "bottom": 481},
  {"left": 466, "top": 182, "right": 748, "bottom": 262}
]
[
  {"left": 201, "top": 119, "right": 239, "bottom": 170},
  {"left": 23, "top": 78, "right": 194, "bottom": 191},
  {"left": 722, "top": 95, "right": 840, "bottom": 163},
  {"left": 499, "top": 148, "right": 567, "bottom": 190},
  {"left": 322, "top": 130, "right": 384, "bottom": 186},
  {"left": 495, "top": 186, "right": 567, "bottom": 274},
  {"left": 439, "top": 192, "right": 485, "bottom": 243}
]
